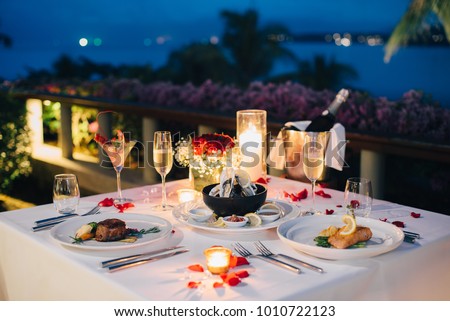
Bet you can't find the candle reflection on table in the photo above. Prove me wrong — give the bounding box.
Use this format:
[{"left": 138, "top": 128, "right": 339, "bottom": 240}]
[{"left": 177, "top": 189, "right": 197, "bottom": 203}]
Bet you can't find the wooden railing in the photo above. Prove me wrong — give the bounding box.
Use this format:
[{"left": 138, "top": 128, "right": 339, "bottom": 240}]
[{"left": 13, "top": 91, "right": 450, "bottom": 198}]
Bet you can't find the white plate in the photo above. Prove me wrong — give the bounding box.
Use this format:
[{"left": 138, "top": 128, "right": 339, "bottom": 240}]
[
  {"left": 50, "top": 213, "right": 172, "bottom": 251},
  {"left": 173, "top": 199, "right": 300, "bottom": 235},
  {"left": 277, "top": 215, "right": 404, "bottom": 260}
]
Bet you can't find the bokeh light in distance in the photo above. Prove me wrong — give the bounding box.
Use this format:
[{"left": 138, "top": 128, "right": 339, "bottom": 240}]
[
  {"left": 93, "top": 38, "right": 102, "bottom": 46},
  {"left": 79, "top": 38, "right": 88, "bottom": 47}
]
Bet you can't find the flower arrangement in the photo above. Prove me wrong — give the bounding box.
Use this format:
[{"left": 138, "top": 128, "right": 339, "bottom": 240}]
[{"left": 174, "top": 133, "right": 235, "bottom": 191}]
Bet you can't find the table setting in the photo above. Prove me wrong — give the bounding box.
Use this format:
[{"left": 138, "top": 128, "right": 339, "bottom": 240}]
[{"left": 1, "top": 106, "right": 450, "bottom": 301}]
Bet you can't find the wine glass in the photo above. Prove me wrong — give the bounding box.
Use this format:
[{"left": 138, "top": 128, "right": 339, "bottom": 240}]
[
  {"left": 152, "top": 131, "right": 174, "bottom": 211},
  {"left": 53, "top": 174, "right": 80, "bottom": 214},
  {"left": 94, "top": 111, "right": 136, "bottom": 204},
  {"left": 302, "top": 132, "right": 327, "bottom": 215},
  {"left": 101, "top": 134, "right": 136, "bottom": 204},
  {"left": 344, "top": 177, "right": 373, "bottom": 218}
]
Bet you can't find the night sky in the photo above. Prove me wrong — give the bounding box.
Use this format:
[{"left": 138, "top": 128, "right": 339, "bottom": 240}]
[{"left": 2, "top": 0, "right": 450, "bottom": 106}]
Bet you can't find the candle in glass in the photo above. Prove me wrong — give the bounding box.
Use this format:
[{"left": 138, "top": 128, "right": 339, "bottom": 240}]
[
  {"left": 236, "top": 110, "right": 267, "bottom": 181},
  {"left": 204, "top": 246, "right": 232, "bottom": 274}
]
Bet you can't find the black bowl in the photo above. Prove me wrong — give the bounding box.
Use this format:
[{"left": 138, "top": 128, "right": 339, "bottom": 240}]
[{"left": 202, "top": 183, "right": 267, "bottom": 217}]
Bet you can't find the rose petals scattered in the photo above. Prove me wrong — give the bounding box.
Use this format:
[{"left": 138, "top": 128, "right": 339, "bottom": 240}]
[
  {"left": 256, "top": 177, "right": 271, "bottom": 184},
  {"left": 213, "top": 282, "right": 224, "bottom": 288},
  {"left": 234, "top": 270, "right": 249, "bottom": 278},
  {"left": 187, "top": 264, "right": 204, "bottom": 272},
  {"left": 114, "top": 202, "right": 135, "bottom": 213},
  {"left": 187, "top": 281, "right": 201, "bottom": 289},
  {"left": 220, "top": 272, "right": 241, "bottom": 286},
  {"left": 411, "top": 212, "right": 421, "bottom": 218},
  {"left": 283, "top": 189, "right": 308, "bottom": 202},
  {"left": 229, "top": 256, "right": 250, "bottom": 268},
  {"left": 392, "top": 221, "right": 405, "bottom": 228},
  {"left": 315, "top": 190, "right": 332, "bottom": 198},
  {"left": 325, "top": 209, "right": 334, "bottom": 215},
  {"left": 350, "top": 200, "right": 360, "bottom": 209},
  {"left": 98, "top": 198, "right": 114, "bottom": 207},
  {"left": 336, "top": 205, "right": 343, "bottom": 208},
  {"left": 379, "top": 218, "right": 388, "bottom": 222}
]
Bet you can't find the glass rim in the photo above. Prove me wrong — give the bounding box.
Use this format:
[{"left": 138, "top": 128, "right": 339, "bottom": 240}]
[{"left": 54, "top": 173, "right": 77, "bottom": 179}]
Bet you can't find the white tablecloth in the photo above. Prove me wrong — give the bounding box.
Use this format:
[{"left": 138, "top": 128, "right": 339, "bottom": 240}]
[{"left": 1, "top": 177, "right": 450, "bottom": 300}]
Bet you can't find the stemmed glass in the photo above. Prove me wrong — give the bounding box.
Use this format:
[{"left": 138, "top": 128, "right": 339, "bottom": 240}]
[
  {"left": 95, "top": 112, "right": 136, "bottom": 204},
  {"left": 152, "top": 131, "right": 173, "bottom": 211},
  {"left": 302, "top": 132, "right": 327, "bottom": 215}
]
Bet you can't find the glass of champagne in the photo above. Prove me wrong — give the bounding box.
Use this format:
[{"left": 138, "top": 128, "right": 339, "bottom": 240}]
[
  {"left": 152, "top": 131, "right": 173, "bottom": 211},
  {"left": 302, "top": 132, "right": 327, "bottom": 215}
]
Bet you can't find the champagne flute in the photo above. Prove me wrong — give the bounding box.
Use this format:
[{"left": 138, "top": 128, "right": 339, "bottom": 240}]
[
  {"left": 302, "top": 132, "right": 326, "bottom": 215},
  {"left": 152, "top": 131, "right": 174, "bottom": 211}
]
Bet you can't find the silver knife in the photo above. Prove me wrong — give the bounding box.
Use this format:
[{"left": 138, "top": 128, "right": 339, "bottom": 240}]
[
  {"left": 107, "top": 249, "right": 189, "bottom": 272},
  {"left": 101, "top": 246, "right": 184, "bottom": 268},
  {"left": 35, "top": 213, "right": 79, "bottom": 225},
  {"left": 276, "top": 254, "right": 324, "bottom": 273}
]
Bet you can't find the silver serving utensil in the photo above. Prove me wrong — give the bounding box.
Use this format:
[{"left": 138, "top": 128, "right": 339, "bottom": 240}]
[
  {"left": 254, "top": 241, "right": 323, "bottom": 273},
  {"left": 233, "top": 242, "right": 301, "bottom": 274},
  {"left": 101, "top": 246, "right": 185, "bottom": 268},
  {"left": 106, "top": 249, "right": 189, "bottom": 272},
  {"left": 34, "top": 205, "right": 101, "bottom": 225}
]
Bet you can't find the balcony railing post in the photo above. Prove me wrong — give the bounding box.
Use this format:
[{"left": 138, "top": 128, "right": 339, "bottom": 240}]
[
  {"left": 360, "top": 149, "right": 386, "bottom": 199},
  {"left": 59, "top": 103, "right": 73, "bottom": 159},
  {"left": 25, "top": 99, "right": 44, "bottom": 154},
  {"left": 142, "top": 117, "right": 158, "bottom": 183}
]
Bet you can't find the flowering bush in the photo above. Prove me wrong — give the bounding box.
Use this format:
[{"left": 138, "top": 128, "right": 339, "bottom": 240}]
[{"left": 21, "top": 78, "right": 450, "bottom": 144}]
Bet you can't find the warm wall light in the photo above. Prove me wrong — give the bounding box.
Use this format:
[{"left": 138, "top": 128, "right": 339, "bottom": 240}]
[
  {"left": 204, "top": 246, "right": 232, "bottom": 274},
  {"left": 236, "top": 109, "right": 267, "bottom": 181}
]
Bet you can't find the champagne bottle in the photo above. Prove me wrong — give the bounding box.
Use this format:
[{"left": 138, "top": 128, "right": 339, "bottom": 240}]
[{"left": 304, "top": 89, "right": 349, "bottom": 132}]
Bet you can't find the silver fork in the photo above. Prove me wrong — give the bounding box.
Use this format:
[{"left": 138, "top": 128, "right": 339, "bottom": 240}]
[
  {"left": 233, "top": 242, "right": 301, "bottom": 274},
  {"left": 32, "top": 205, "right": 101, "bottom": 231},
  {"left": 254, "top": 241, "right": 324, "bottom": 273}
]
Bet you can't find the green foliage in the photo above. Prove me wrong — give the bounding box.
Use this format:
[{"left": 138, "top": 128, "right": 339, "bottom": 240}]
[{"left": 0, "top": 92, "right": 32, "bottom": 193}]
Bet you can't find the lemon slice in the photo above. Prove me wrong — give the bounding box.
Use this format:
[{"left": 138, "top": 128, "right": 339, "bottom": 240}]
[
  {"left": 209, "top": 217, "right": 226, "bottom": 228},
  {"left": 235, "top": 169, "right": 252, "bottom": 188},
  {"left": 339, "top": 214, "right": 357, "bottom": 235},
  {"left": 244, "top": 213, "right": 262, "bottom": 227}
]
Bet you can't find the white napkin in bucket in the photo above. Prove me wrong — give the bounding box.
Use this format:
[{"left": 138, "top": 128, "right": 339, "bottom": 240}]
[{"left": 267, "top": 121, "right": 346, "bottom": 171}]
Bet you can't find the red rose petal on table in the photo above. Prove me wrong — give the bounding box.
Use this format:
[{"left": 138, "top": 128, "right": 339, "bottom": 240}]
[
  {"left": 221, "top": 273, "right": 241, "bottom": 286},
  {"left": 379, "top": 218, "right": 388, "bottom": 222},
  {"left": 325, "top": 209, "right": 334, "bottom": 215},
  {"left": 187, "top": 264, "right": 204, "bottom": 272},
  {"left": 187, "top": 281, "right": 201, "bottom": 289},
  {"left": 315, "top": 190, "right": 332, "bottom": 198},
  {"left": 114, "top": 202, "right": 135, "bottom": 213},
  {"left": 213, "top": 282, "right": 224, "bottom": 288},
  {"left": 235, "top": 256, "right": 250, "bottom": 266},
  {"left": 235, "top": 270, "right": 249, "bottom": 278},
  {"left": 411, "top": 212, "right": 421, "bottom": 218},
  {"left": 350, "top": 200, "right": 360, "bottom": 209},
  {"left": 256, "top": 177, "right": 271, "bottom": 184},
  {"left": 297, "top": 188, "right": 308, "bottom": 200},
  {"left": 336, "top": 205, "right": 343, "bottom": 208},
  {"left": 392, "top": 221, "right": 405, "bottom": 228},
  {"left": 98, "top": 198, "right": 114, "bottom": 207}
]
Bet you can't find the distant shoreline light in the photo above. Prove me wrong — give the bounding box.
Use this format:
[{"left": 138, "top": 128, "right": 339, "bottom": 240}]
[{"left": 79, "top": 38, "right": 88, "bottom": 47}]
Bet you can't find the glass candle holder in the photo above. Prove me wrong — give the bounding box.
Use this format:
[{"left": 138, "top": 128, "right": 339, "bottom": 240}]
[
  {"left": 236, "top": 109, "right": 267, "bottom": 181},
  {"left": 204, "top": 246, "right": 232, "bottom": 274},
  {"left": 177, "top": 188, "right": 197, "bottom": 203}
]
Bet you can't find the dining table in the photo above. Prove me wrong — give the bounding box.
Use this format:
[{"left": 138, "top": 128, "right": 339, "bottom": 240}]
[{"left": 1, "top": 176, "right": 449, "bottom": 301}]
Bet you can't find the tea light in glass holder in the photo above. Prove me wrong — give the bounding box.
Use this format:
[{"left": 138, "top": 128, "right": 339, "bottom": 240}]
[
  {"left": 177, "top": 188, "right": 197, "bottom": 203},
  {"left": 203, "top": 246, "right": 232, "bottom": 274}
]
